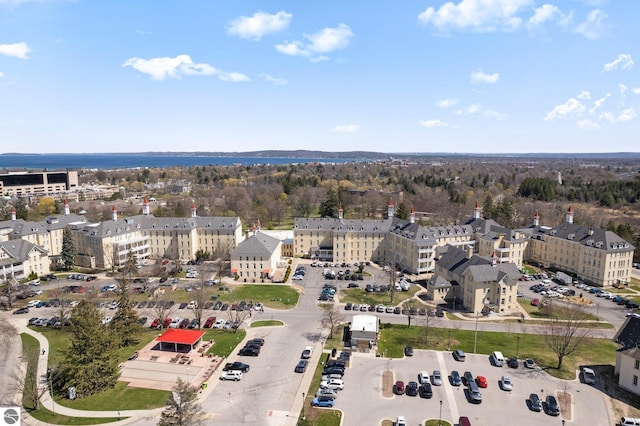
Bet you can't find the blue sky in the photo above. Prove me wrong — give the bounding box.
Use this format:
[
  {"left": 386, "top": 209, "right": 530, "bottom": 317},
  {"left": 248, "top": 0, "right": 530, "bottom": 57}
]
[{"left": 1, "top": 0, "right": 638, "bottom": 154}]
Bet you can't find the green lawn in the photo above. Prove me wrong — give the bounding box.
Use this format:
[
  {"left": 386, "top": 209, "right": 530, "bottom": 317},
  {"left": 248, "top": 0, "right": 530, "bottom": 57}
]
[
  {"left": 250, "top": 320, "right": 284, "bottom": 327},
  {"left": 298, "top": 352, "right": 342, "bottom": 426},
  {"left": 203, "top": 329, "right": 247, "bottom": 357},
  {"left": 215, "top": 284, "right": 299, "bottom": 309},
  {"left": 377, "top": 323, "right": 617, "bottom": 380},
  {"left": 56, "top": 381, "right": 167, "bottom": 411},
  {"left": 27, "top": 407, "right": 122, "bottom": 425},
  {"left": 339, "top": 286, "right": 421, "bottom": 306}
]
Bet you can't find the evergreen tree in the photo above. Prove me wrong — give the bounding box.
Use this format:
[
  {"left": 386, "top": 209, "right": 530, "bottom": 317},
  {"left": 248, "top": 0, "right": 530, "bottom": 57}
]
[
  {"left": 110, "top": 280, "right": 142, "bottom": 347},
  {"left": 319, "top": 187, "right": 340, "bottom": 218},
  {"left": 395, "top": 202, "right": 409, "bottom": 220},
  {"left": 14, "top": 199, "right": 29, "bottom": 220},
  {"left": 158, "top": 378, "right": 204, "bottom": 426},
  {"left": 57, "top": 301, "right": 119, "bottom": 399},
  {"left": 61, "top": 228, "right": 76, "bottom": 270}
]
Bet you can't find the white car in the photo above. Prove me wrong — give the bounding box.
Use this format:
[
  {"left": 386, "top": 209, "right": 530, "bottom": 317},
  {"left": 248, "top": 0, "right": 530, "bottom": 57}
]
[
  {"left": 187, "top": 301, "right": 197, "bottom": 309},
  {"left": 220, "top": 370, "right": 243, "bottom": 381},
  {"left": 213, "top": 319, "right": 225, "bottom": 329},
  {"left": 320, "top": 379, "right": 344, "bottom": 390},
  {"left": 169, "top": 317, "right": 182, "bottom": 328},
  {"left": 27, "top": 300, "right": 41, "bottom": 308},
  {"left": 418, "top": 371, "right": 430, "bottom": 385},
  {"left": 500, "top": 375, "right": 513, "bottom": 391},
  {"left": 101, "top": 316, "right": 112, "bottom": 325},
  {"left": 302, "top": 346, "right": 313, "bottom": 359},
  {"left": 396, "top": 416, "right": 407, "bottom": 426}
]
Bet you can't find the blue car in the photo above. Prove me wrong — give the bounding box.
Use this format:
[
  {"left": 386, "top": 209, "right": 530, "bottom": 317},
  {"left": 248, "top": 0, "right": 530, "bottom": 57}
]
[{"left": 312, "top": 396, "right": 335, "bottom": 407}]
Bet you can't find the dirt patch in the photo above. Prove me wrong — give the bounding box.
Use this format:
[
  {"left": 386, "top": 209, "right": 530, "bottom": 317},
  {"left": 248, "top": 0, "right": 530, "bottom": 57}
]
[
  {"left": 382, "top": 370, "right": 394, "bottom": 398},
  {"left": 557, "top": 391, "right": 573, "bottom": 421}
]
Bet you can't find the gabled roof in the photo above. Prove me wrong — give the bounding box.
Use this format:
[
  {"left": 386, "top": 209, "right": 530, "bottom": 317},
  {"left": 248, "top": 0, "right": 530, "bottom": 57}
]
[
  {"left": 620, "top": 347, "right": 640, "bottom": 360},
  {"left": 1, "top": 214, "right": 86, "bottom": 237},
  {"left": 614, "top": 314, "right": 640, "bottom": 349},
  {"left": 294, "top": 217, "right": 392, "bottom": 233},
  {"left": 436, "top": 245, "right": 520, "bottom": 283},
  {"left": 525, "top": 222, "right": 634, "bottom": 253},
  {"left": 231, "top": 232, "right": 281, "bottom": 257},
  {"left": 0, "top": 239, "right": 48, "bottom": 267}
]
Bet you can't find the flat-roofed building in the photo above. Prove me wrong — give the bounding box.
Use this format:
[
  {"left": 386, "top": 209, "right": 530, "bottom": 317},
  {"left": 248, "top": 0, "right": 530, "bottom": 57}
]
[{"left": 0, "top": 171, "right": 78, "bottom": 196}]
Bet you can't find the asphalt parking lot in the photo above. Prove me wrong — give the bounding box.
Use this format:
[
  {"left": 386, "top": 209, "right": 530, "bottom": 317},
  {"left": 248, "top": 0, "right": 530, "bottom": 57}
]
[{"left": 337, "top": 349, "right": 611, "bottom": 426}]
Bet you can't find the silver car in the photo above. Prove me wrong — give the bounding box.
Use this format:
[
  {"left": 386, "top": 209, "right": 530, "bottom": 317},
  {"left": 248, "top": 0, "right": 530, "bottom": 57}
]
[
  {"left": 432, "top": 370, "right": 443, "bottom": 386},
  {"left": 500, "top": 375, "right": 513, "bottom": 391},
  {"left": 316, "top": 387, "right": 337, "bottom": 398}
]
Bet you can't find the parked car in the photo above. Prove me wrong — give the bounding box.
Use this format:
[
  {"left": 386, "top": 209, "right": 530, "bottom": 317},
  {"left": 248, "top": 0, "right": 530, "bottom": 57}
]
[
  {"left": 450, "top": 370, "right": 462, "bottom": 386},
  {"left": 223, "top": 362, "right": 250, "bottom": 372},
  {"left": 312, "top": 396, "right": 335, "bottom": 407},
  {"left": 187, "top": 318, "right": 199, "bottom": 329},
  {"left": 524, "top": 358, "right": 536, "bottom": 369},
  {"left": 453, "top": 349, "right": 466, "bottom": 361},
  {"left": 203, "top": 316, "right": 216, "bottom": 328},
  {"left": 316, "top": 388, "right": 337, "bottom": 398},
  {"left": 500, "top": 375, "right": 513, "bottom": 391},
  {"left": 529, "top": 393, "right": 542, "bottom": 412},
  {"left": 475, "top": 375, "right": 488, "bottom": 388},
  {"left": 431, "top": 370, "right": 443, "bottom": 386},
  {"left": 247, "top": 338, "right": 265, "bottom": 347},
  {"left": 404, "top": 345, "right": 413, "bottom": 356},
  {"left": 178, "top": 318, "right": 190, "bottom": 328},
  {"left": 507, "top": 357, "right": 519, "bottom": 368},
  {"left": 544, "top": 395, "right": 560, "bottom": 416},
  {"left": 463, "top": 371, "right": 474, "bottom": 386},
  {"left": 13, "top": 307, "right": 29, "bottom": 315},
  {"left": 239, "top": 346, "right": 260, "bottom": 357},
  {"left": 418, "top": 383, "right": 433, "bottom": 398},
  {"left": 220, "top": 370, "right": 243, "bottom": 381},
  {"left": 418, "top": 371, "right": 430, "bottom": 385},
  {"left": 405, "top": 381, "right": 418, "bottom": 396},
  {"left": 393, "top": 381, "right": 405, "bottom": 395},
  {"left": 320, "top": 379, "right": 344, "bottom": 390},
  {"left": 582, "top": 367, "right": 596, "bottom": 385},
  {"left": 295, "top": 360, "right": 308, "bottom": 373}
]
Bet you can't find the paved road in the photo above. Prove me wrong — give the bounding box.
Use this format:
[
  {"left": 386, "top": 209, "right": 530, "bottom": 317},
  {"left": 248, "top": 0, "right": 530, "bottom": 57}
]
[{"left": 2, "top": 262, "right": 630, "bottom": 425}]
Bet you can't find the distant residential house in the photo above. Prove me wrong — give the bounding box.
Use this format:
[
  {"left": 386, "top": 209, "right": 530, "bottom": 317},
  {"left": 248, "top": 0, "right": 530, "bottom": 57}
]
[
  {"left": 613, "top": 314, "right": 640, "bottom": 396},
  {"left": 230, "top": 232, "right": 282, "bottom": 281}
]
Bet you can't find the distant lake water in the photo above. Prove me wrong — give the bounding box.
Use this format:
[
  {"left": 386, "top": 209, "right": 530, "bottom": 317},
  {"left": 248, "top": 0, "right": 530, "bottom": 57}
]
[{"left": 0, "top": 154, "right": 358, "bottom": 170}]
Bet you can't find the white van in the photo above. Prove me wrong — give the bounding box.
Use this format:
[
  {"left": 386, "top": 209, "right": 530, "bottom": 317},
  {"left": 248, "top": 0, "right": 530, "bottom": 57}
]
[
  {"left": 491, "top": 351, "right": 505, "bottom": 367},
  {"left": 621, "top": 417, "right": 640, "bottom": 426}
]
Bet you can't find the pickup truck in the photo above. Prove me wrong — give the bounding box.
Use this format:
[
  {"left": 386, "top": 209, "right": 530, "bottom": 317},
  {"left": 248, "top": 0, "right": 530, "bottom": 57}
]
[{"left": 223, "top": 361, "right": 250, "bottom": 372}]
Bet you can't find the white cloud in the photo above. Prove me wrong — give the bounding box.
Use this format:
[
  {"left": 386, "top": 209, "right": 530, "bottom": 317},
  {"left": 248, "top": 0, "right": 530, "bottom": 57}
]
[
  {"left": 577, "top": 90, "right": 590, "bottom": 100},
  {"left": 600, "top": 108, "right": 637, "bottom": 123},
  {"left": 275, "top": 23, "right": 353, "bottom": 61},
  {"left": 227, "top": 11, "right": 292, "bottom": 41},
  {"left": 259, "top": 73, "right": 287, "bottom": 85},
  {"left": 419, "top": 119, "right": 454, "bottom": 128},
  {"left": 577, "top": 119, "right": 599, "bottom": 129},
  {"left": 0, "top": 71, "right": 4, "bottom": 78},
  {"left": 574, "top": 8, "right": 607, "bottom": 40},
  {"left": 454, "top": 104, "right": 507, "bottom": 120},
  {"left": 470, "top": 68, "right": 499, "bottom": 84},
  {"left": 333, "top": 124, "right": 361, "bottom": 133},
  {"left": 0, "top": 42, "right": 31, "bottom": 59},
  {"left": 528, "top": 4, "right": 563, "bottom": 27},
  {"left": 544, "top": 97, "right": 585, "bottom": 121},
  {"left": 437, "top": 98, "right": 459, "bottom": 108},
  {"left": 602, "top": 54, "right": 634, "bottom": 72},
  {"left": 619, "top": 83, "right": 628, "bottom": 97},
  {"left": 632, "top": 87, "right": 640, "bottom": 95},
  {"left": 418, "top": 0, "right": 533, "bottom": 34},
  {"left": 589, "top": 93, "right": 610, "bottom": 114},
  {"left": 122, "top": 54, "right": 249, "bottom": 82}
]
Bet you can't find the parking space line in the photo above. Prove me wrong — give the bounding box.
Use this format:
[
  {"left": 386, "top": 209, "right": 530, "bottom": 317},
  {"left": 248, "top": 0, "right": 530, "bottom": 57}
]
[{"left": 436, "top": 351, "right": 460, "bottom": 421}]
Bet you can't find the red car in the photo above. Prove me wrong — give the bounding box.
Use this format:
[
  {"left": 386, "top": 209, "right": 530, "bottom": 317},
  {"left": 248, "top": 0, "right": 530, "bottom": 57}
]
[
  {"left": 476, "top": 375, "right": 488, "bottom": 388},
  {"left": 150, "top": 318, "right": 161, "bottom": 328},
  {"left": 531, "top": 298, "right": 540, "bottom": 306},
  {"left": 179, "top": 318, "right": 190, "bottom": 328},
  {"left": 163, "top": 317, "right": 172, "bottom": 328},
  {"left": 393, "top": 381, "right": 405, "bottom": 395},
  {"left": 203, "top": 316, "right": 216, "bottom": 328}
]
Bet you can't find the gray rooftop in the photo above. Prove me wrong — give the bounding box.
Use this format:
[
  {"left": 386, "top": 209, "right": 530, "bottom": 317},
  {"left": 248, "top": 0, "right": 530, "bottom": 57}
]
[
  {"left": 526, "top": 222, "right": 634, "bottom": 253},
  {"left": 0, "top": 239, "right": 47, "bottom": 267},
  {"left": 231, "top": 232, "right": 281, "bottom": 257}
]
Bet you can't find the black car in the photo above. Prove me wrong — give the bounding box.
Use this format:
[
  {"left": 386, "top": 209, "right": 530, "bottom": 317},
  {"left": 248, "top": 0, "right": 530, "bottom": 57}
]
[
  {"left": 545, "top": 395, "right": 560, "bottom": 416},
  {"left": 450, "top": 370, "right": 462, "bottom": 386},
  {"left": 13, "top": 307, "right": 29, "bottom": 315},
  {"left": 529, "top": 393, "right": 542, "bottom": 412},
  {"left": 404, "top": 345, "right": 414, "bottom": 356},
  {"left": 418, "top": 383, "right": 433, "bottom": 398},
  {"left": 179, "top": 302, "right": 188, "bottom": 309},
  {"left": 137, "top": 316, "right": 148, "bottom": 325},
  {"left": 507, "top": 357, "right": 519, "bottom": 368},
  {"left": 223, "top": 361, "right": 250, "bottom": 372},
  {"left": 326, "top": 360, "right": 345, "bottom": 368},
  {"left": 295, "top": 360, "right": 308, "bottom": 373},
  {"left": 463, "top": 371, "right": 474, "bottom": 386},
  {"left": 347, "top": 283, "right": 359, "bottom": 288},
  {"left": 188, "top": 318, "right": 199, "bottom": 329},
  {"left": 247, "top": 338, "right": 265, "bottom": 347},
  {"left": 405, "top": 381, "right": 418, "bottom": 396},
  {"left": 345, "top": 303, "right": 352, "bottom": 310},
  {"left": 239, "top": 346, "right": 260, "bottom": 357},
  {"left": 323, "top": 367, "right": 345, "bottom": 376}
]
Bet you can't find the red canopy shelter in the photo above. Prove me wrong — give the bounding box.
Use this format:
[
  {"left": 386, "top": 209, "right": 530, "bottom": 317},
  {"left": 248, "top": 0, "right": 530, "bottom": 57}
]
[{"left": 155, "top": 329, "right": 206, "bottom": 353}]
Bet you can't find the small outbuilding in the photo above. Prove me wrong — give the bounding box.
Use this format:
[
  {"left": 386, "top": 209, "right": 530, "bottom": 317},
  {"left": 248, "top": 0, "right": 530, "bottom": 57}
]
[
  {"left": 350, "top": 314, "right": 379, "bottom": 352},
  {"left": 155, "top": 329, "right": 206, "bottom": 353}
]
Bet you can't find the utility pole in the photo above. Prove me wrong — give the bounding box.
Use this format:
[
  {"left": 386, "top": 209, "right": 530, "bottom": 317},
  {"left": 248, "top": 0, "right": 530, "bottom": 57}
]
[{"left": 474, "top": 311, "right": 479, "bottom": 354}]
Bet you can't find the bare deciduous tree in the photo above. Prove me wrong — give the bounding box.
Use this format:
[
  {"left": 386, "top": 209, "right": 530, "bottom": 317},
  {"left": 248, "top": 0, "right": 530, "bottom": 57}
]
[
  {"left": 322, "top": 304, "right": 344, "bottom": 340},
  {"left": 154, "top": 298, "right": 176, "bottom": 329},
  {"left": 541, "top": 303, "right": 593, "bottom": 369}
]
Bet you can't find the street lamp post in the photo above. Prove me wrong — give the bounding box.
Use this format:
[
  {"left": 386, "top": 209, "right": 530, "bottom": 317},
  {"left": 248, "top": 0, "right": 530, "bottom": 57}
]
[
  {"left": 516, "top": 336, "right": 521, "bottom": 359},
  {"left": 301, "top": 392, "right": 306, "bottom": 420},
  {"left": 439, "top": 400, "right": 443, "bottom": 426},
  {"left": 473, "top": 311, "right": 479, "bottom": 354}
]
